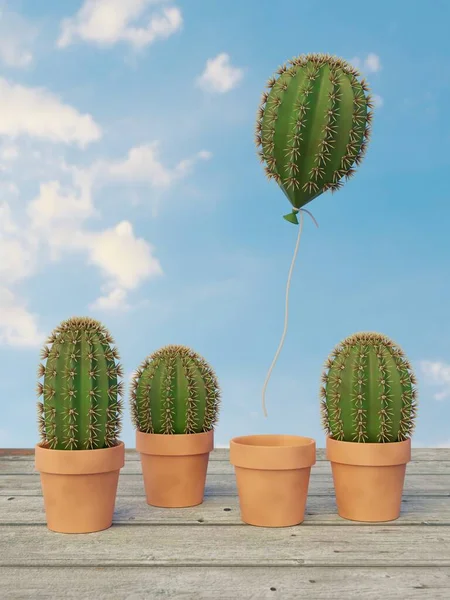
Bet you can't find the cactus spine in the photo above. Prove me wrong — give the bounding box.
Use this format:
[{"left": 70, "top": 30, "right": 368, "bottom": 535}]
[
  {"left": 36, "top": 317, "right": 124, "bottom": 450},
  {"left": 255, "top": 53, "right": 373, "bottom": 217},
  {"left": 130, "top": 345, "right": 221, "bottom": 434},
  {"left": 320, "top": 332, "right": 418, "bottom": 443}
]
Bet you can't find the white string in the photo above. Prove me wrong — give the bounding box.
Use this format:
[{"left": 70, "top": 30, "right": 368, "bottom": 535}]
[{"left": 261, "top": 208, "right": 318, "bottom": 417}]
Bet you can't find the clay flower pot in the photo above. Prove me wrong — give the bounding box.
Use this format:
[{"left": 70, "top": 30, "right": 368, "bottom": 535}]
[
  {"left": 326, "top": 436, "right": 411, "bottom": 522},
  {"left": 136, "top": 429, "right": 213, "bottom": 508},
  {"left": 230, "top": 434, "right": 316, "bottom": 527},
  {"left": 34, "top": 441, "right": 125, "bottom": 533}
]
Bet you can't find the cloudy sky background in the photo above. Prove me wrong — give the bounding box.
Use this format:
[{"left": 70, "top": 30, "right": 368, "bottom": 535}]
[{"left": 0, "top": 0, "right": 449, "bottom": 448}]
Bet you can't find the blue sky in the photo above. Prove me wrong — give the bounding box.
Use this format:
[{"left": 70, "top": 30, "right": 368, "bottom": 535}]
[{"left": 0, "top": 0, "right": 449, "bottom": 448}]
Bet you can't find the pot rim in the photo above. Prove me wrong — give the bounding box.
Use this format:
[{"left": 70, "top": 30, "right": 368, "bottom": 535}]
[
  {"left": 326, "top": 436, "right": 411, "bottom": 466},
  {"left": 136, "top": 429, "right": 214, "bottom": 456},
  {"left": 229, "top": 434, "right": 316, "bottom": 471},
  {"left": 34, "top": 440, "right": 125, "bottom": 475}
]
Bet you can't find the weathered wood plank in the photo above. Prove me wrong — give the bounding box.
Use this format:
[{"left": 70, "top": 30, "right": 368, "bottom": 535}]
[
  {"left": 1, "top": 473, "right": 449, "bottom": 496},
  {"left": 2, "top": 457, "right": 450, "bottom": 475},
  {"left": 0, "top": 494, "right": 448, "bottom": 525},
  {"left": 1, "top": 525, "right": 449, "bottom": 567},
  {"left": 1, "top": 448, "right": 449, "bottom": 461},
  {"left": 1, "top": 566, "right": 449, "bottom": 599}
]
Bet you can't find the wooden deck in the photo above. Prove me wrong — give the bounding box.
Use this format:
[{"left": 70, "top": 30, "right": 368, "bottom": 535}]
[{"left": 1, "top": 447, "right": 450, "bottom": 599}]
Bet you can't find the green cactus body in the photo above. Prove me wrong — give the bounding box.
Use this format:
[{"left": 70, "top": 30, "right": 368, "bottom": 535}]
[
  {"left": 255, "top": 53, "right": 373, "bottom": 220},
  {"left": 36, "top": 317, "right": 124, "bottom": 450},
  {"left": 130, "top": 345, "right": 221, "bottom": 434},
  {"left": 320, "top": 332, "right": 418, "bottom": 443}
]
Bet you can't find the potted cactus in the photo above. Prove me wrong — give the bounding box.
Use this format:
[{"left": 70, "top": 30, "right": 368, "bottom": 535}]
[
  {"left": 34, "top": 316, "right": 125, "bottom": 533},
  {"left": 320, "top": 331, "right": 418, "bottom": 522},
  {"left": 130, "top": 344, "right": 221, "bottom": 508}
]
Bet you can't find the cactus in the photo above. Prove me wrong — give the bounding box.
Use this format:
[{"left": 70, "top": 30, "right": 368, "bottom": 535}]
[
  {"left": 320, "top": 332, "right": 418, "bottom": 443},
  {"left": 130, "top": 345, "right": 221, "bottom": 434},
  {"left": 36, "top": 317, "right": 124, "bottom": 450},
  {"left": 255, "top": 53, "right": 373, "bottom": 223}
]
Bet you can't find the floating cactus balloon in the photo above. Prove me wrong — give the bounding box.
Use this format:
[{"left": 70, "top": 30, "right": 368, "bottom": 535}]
[
  {"left": 36, "top": 317, "right": 124, "bottom": 450},
  {"left": 320, "top": 332, "right": 418, "bottom": 443},
  {"left": 130, "top": 345, "right": 221, "bottom": 434},
  {"left": 256, "top": 53, "right": 374, "bottom": 223}
]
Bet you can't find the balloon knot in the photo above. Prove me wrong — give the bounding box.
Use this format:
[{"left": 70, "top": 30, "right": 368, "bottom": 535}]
[{"left": 283, "top": 209, "right": 299, "bottom": 225}]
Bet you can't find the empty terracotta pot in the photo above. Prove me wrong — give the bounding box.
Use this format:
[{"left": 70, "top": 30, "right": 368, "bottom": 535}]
[
  {"left": 229, "top": 434, "right": 316, "bottom": 527},
  {"left": 136, "top": 429, "right": 213, "bottom": 507},
  {"left": 326, "top": 436, "right": 411, "bottom": 522},
  {"left": 34, "top": 441, "right": 125, "bottom": 533}
]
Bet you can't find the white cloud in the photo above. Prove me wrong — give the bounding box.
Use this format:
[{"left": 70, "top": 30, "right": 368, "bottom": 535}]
[
  {"left": 175, "top": 150, "right": 212, "bottom": 177},
  {"left": 27, "top": 192, "right": 155, "bottom": 313},
  {"left": 26, "top": 142, "right": 212, "bottom": 234},
  {"left": 0, "top": 236, "right": 36, "bottom": 284},
  {"left": 24, "top": 138, "right": 210, "bottom": 286},
  {"left": 0, "top": 77, "right": 101, "bottom": 147},
  {"left": 0, "top": 181, "right": 19, "bottom": 195},
  {"left": 365, "top": 53, "right": 382, "bottom": 73},
  {"left": 0, "top": 201, "right": 18, "bottom": 234},
  {"left": 350, "top": 53, "right": 382, "bottom": 74},
  {"left": 0, "top": 145, "right": 19, "bottom": 161},
  {"left": 0, "top": 201, "right": 42, "bottom": 346},
  {"left": 0, "top": 202, "right": 37, "bottom": 283},
  {"left": 27, "top": 171, "right": 96, "bottom": 232},
  {"left": 89, "top": 287, "right": 130, "bottom": 311},
  {"left": 96, "top": 142, "right": 212, "bottom": 187},
  {"left": 0, "top": 144, "right": 20, "bottom": 173},
  {"left": 0, "top": 286, "right": 43, "bottom": 347},
  {"left": 57, "top": 0, "right": 182, "bottom": 49},
  {"left": 0, "top": 131, "right": 211, "bottom": 326},
  {"left": 0, "top": 9, "right": 36, "bottom": 68},
  {"left": 81, "top": 220, "right": 162, "bottom": 290},
  {"left": 420, "top": 360, "right": 450, "bottom": 401},
  {"left": 373, "top": 94, "right": 384, "bottom": 108},
  {"left": 26, "top": 166, "right": 163, "bottom": 310},
  {"left": 0, "top": 202, "right": 42, "bottom": 346},
  {"left": 197, "top": 53, "right": 244, "bottom": 93}
]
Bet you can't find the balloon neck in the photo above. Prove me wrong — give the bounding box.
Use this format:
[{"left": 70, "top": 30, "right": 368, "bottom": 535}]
[{"left": 283, "top": 209, "right": 299, "bottom": 225}]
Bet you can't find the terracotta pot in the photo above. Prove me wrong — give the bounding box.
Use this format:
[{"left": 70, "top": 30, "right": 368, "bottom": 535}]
[
  {"left": 136, "top": 429, "right": 213, "bottom": 508},
  {"left": 34, "top": 441, "right": 125, "bottom": 533},
  {"left": 229, "top": 434, "right": 316, "bottom": 527},
  {"left": 326, "top": 436, "right": 411, "bottom": 522}
]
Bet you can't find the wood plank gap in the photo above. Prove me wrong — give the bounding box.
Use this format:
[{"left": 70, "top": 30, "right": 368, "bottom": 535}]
[
  {"left": 1, "top": 521, "right": 448, "bottom": 528},
  {"left": 2, "top": 561, "right": 450, "bottom": 568}
]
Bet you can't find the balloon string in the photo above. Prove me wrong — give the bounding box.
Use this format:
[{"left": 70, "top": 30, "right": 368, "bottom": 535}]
[{"left": 261, "top": 208, "right": 319, "bottom": 418}]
